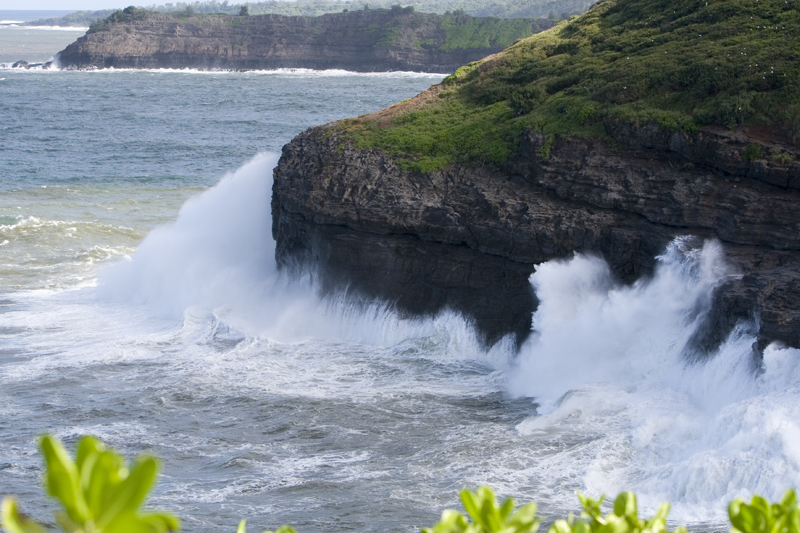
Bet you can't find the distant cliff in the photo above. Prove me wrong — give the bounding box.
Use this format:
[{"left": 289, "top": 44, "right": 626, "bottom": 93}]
[{"left": 56, "top": 9, "right": 555, "bottom": 72}]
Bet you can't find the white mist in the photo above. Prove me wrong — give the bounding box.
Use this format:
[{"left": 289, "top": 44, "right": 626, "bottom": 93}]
[{"left": 512, "top": 238, "right": 800, "bottom": 519}]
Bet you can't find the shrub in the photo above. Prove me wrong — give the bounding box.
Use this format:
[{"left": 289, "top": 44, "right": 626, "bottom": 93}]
[
  {"left": 342, "top": 0, "right": 800, "bottom": 168},
  {"left": 422, "top": 486, "right": 540, "bottom": 533},
  {"left": 2, "top": 436, "right": 800, "bottom": 533},
  {"left": 1, "top": 435, "right": 178, "bottom": 533},
  {"left": 743, "top": 143, "right": 764, "bottom": 161},
  {"left": 88, "top": 6, "right": 151, "bottom": 32},
  {"left": 729, "top": 489, "right": 800, "bottom": 533}
]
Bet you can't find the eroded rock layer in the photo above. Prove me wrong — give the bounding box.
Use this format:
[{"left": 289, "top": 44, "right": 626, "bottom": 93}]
[{"left": 272, "top": 121, "right": 800, "bottom": 350}]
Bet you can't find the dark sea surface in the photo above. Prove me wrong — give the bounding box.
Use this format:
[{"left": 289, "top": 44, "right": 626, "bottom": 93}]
[{"left": 1, "top": 29, "right": 798, "bottom": 533}]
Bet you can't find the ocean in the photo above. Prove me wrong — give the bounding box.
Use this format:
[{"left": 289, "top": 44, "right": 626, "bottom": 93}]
[{"left": 2, "top": 27, "right": 800, "bottom": 533}]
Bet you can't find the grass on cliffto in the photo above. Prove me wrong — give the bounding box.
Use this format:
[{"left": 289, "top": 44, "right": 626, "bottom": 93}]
[{"left": 341, "top": 0, "right": 800, "bottom": 171}]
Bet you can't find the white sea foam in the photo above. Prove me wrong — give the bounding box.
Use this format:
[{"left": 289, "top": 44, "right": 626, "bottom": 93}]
[
  {"left": 61, "top": 66, "right": 447, "bottom": 77},
  {"left": 6, "top": 145, "right": 800, "bottom": 526},
  {"left": 12, "top": 25, "right": 88, "bottom": 31},
  {"left": 86, "top": 152, "right": 800, "bottom": 520},
  {"left": 511, "top": 239, "right": 800, "bottom": 519},
  {"left": 96, "top": 152, "right": 489, "bottom": 357}
]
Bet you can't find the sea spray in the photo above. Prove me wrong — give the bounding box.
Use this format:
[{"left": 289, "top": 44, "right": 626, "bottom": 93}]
[
  {"left": 96, "top": 153, "right": 502, "bottom": 359},
  {"left": 512, "top": 237, "right": 800, "bottom": 519},
  {"left": 510, "top": 237, "right": 732, "bottom": 410},
  {"left": 91, "top": 151, "right": 800, "bottom": 519}
]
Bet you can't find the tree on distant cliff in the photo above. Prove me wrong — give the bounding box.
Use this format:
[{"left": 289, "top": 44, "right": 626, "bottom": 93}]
[{"left": 239, "top": 5, "right": 249, "bottom": 15}]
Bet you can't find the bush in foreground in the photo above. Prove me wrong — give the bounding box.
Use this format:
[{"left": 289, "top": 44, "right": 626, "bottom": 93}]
[{"left": 2, "top": 436, "right": 799, "bottom": 533}]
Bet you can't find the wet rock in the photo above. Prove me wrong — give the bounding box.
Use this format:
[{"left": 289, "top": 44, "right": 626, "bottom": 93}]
[{"left": 273, "top": 123, "right": 800, "bottom": 350}]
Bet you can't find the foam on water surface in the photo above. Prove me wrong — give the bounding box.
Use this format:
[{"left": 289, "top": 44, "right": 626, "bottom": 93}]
[
  {"left": 2, "top": 66, "right": 800, "bottom": 532},
  {"left": 511, "top": 241, "right": 800, "bottom": 519}
]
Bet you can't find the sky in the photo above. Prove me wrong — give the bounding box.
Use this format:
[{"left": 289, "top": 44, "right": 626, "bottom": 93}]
[{"left": 0, "top": 1, "right": 135, "bottom": 9}]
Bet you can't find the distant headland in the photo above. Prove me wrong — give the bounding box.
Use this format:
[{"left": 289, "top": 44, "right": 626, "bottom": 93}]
[{"left": 54, "top": 7, "right": 556, "bottom": 73}]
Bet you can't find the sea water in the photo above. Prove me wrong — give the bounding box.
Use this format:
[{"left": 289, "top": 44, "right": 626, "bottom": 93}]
[{"left": 2, "top": 32, "right": 800, "bottom": 533}]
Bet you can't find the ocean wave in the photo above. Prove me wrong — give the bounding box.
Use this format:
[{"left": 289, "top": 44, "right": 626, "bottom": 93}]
[
  {"left": 511, "top": 239, "right": 800, "bottom": 520},
  {"left": 3, "top": 24, "right": 87, "bottom": 31},
  {"left": 0, "top": 61, "right": 57, "bottom": 70},
  {"left": 55, "top": 65, "right": 448, "bottom": 77}
]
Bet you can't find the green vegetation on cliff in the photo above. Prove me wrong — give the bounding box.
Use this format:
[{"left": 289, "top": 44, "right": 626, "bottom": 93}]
[
  {"left": 89, "top": 6, "right": 153, "bottom": 32},
  {"left": 341, "top": 0, "right": 800, "bottom": 171},
  {"left": 28, "top": 0, "right": 591, "bottom": 27},
  {"left": 26, "top": 10, "right": 117, "bottom": 27},
  {"left": 439, "top": 14, "right": 541, "bottom": 50}
]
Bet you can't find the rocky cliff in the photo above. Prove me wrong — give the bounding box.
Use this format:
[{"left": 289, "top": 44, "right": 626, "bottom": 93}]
[
  {"left": 272, "top": 117, "right": 800, "bottom": 350},
  {"left": 271, "top": 0, "right": 800, "bottom": 351},
  {"left": 56, "top": 10, "right": 554, "bottom": 72}
]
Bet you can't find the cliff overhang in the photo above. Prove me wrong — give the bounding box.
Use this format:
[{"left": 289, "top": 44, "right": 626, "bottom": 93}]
[{"left": 272, "top": 118, "right": 800, "bottom": 352}]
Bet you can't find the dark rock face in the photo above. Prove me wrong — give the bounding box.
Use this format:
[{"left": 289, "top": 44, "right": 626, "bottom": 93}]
[
  {"left": 56, "top": 12, "right": 553, "bottom": 73},
  {"left": 272, "top": 121, "right": 800, "bottom": 350}
]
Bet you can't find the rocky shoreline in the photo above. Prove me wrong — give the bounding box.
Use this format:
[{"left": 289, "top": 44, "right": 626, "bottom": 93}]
[{"left": 271, "top": 116, "right": 800, "bottom": 351}]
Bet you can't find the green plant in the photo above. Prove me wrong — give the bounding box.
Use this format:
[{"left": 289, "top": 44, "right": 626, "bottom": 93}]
[
  {"left": 3, "top": 436, "right": 799, "bottom": 533},
  {"left": 729, "top": 489, "right": 800, "bottom": 533},
  {"left": 548, "top": 492, "right": 686, "bottom": 533},
  {"left": 1, "top": 436, "right": 179, "bottom": 533},
  {"left": 743, "top": 143, "right": 764, "bottom": 161},
  {"left": 539, "top": 135, "right": 554, "bottom": 159},
  {"left": 769, "top": 148, "right": 794, "bottom": 165},
  {"left": 235, "top": 520, "right": 297, "bottom": 533},
  {"left": 341, "top": 0, "right": 800, "bottom": 171},
  {"left": 422, "top": 486, "right": 540, "bottom": 533}
]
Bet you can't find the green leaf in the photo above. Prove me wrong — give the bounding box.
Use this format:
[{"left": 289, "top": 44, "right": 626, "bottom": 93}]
[
  {"left": 461, "top": 490, "right": 482, "bottom": 525},
  {"left": 782, "top": 490, "right": 798, "bottom": 511},
  {"left": 139, "top": 512, "right": 180, "bottom": 533},
  {"left": 549, "top": 519, "right": 573, "bottom": 533},
  {"left": 784, "top": 509, "right": 800, "bottom": 533},
  {"left": 106, "top": 512, "right": 159, "bottom": 533},
  {"left": 573, "top": 521, "right": 591, "bottom": 533},
  {"left": 237, "top": 520, "right": 247, "bottom": 533},
  {"left": 578, "top": 493, "right": 605, "bottom": 522},
  {"left": 508, "top": 502, "right": 539, "bottom": 533},
  {"left": 613, "top": 493, "right": 638, "bottom": 521},
  {"left": 40, "top": 435, "right": 89, "bottom": 524},
  {"left": 97, "top": 457, "right": 158, "bottom": 528},
  {"left": 730, "top": 499, "right": 768, "bottom": 533},
  {"left": 87, "top": 451, "right": 127, "bottom": 520},
  {"left": 500, "top": 499, "right": 515, "bottom": 521},
  {"left": 479, "top": 495, "right": 502, "bottom": 532},
  {"left": 751, "top": 497, "right": 770, "bottom": 517},
  {"left": 1, "top": 497, "right": 49, "bottom": 533},
  {"left": 76, "top": 437, "right": 103, "bottom": 473}
]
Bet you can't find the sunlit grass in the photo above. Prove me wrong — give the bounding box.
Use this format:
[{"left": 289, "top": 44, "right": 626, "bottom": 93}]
[{"left": 340, "top": 0, "right": 800, "bottom": 171}]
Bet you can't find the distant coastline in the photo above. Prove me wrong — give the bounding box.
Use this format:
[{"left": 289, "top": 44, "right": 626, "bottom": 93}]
[
  {"left": 55, "top": 9, "right": 556, "bottom": 73},
  {"left": 0, "top": 10, "right": 75, "bottom": 23}
]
